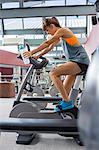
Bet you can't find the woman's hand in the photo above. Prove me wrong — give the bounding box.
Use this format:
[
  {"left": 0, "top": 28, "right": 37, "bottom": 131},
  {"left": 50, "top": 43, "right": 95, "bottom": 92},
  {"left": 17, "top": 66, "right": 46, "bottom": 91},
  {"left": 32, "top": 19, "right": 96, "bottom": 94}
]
[
  {"left": 23, "top": 51, "right": 32, "bottom": 58},
  {"left": 32, "top": 55, "right": 39, "bottom": 60},
  {"left": 23, "top": 51, "right": 39, "bottom": 60}
]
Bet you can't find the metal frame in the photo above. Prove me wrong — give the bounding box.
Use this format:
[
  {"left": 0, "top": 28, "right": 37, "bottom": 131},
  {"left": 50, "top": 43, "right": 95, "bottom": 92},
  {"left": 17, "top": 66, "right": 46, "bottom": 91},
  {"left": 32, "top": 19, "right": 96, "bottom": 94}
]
[
  {"left": 0, "top": 0, "right": 60, "bottom": 3},
  {"left": 0, "top": 5, "right": 96, "bottom": 19},
  {"left": 0, "top": 27, "right": 86, "bottom": 35}
]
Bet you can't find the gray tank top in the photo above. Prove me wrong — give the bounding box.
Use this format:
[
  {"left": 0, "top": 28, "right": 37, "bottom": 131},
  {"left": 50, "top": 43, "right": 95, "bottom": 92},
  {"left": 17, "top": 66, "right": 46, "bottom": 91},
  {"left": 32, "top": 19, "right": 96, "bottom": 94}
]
[{"left": 62, "top": 39, "right": 90, "bottom": 65}]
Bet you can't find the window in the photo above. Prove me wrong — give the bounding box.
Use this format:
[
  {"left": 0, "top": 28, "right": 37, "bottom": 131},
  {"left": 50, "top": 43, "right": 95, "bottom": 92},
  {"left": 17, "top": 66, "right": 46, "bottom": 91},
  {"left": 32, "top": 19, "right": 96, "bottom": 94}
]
[
  {"left": 67, "top": 16, "right": 86, "bottom": 27},
  {"left": 24, "top": 17, "right": 42, "bottom": 29},
  {"left": 66, "top": 0, "right": 87, "bottom": 5},
  {"left": 4, "top": 19, "right": 23, "bottom": 30},
  {"left": 2, "top": 3, "right": 19, "bottom": 8}
]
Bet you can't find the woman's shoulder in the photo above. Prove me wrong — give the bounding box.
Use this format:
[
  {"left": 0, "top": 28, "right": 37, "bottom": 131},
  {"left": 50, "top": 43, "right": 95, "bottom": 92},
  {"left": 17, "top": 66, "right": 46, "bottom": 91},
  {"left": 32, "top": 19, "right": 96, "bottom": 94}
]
[
  {"left": 59, "top": 27, "right": 74, "bottom": 38},
  {"left": 62, "top": 27, "right": 72, "bottom": 32},
  {"left": 56, "top": 27, "right": 72, "bottom": 34},
  {"left": 57, "top": 27, "right": 70, "bottom": 31}
]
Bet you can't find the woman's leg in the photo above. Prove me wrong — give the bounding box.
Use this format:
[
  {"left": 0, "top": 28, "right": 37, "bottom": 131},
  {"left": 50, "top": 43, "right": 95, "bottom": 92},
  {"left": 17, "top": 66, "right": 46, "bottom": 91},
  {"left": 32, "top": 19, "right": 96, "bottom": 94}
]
[
  {"left": 50, "top": 61, "right": 81, "bottom": 102},
  {"left": 63, "top": 75, "right": 76, "bottom": 99}
]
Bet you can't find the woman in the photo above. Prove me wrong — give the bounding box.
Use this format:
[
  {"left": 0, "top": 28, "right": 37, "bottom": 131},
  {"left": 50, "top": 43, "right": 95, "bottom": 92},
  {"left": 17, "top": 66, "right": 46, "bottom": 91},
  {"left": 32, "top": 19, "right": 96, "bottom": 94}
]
[{"left": 24, "top": 17, "right": 90, "bottom": 112}]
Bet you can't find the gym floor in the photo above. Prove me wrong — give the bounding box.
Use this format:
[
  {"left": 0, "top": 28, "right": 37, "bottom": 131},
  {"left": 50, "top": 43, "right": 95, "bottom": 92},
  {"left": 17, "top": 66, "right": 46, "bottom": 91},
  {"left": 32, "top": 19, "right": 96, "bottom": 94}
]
[{"left": 0, "top": 98, "right": 85, "bottom": 150}]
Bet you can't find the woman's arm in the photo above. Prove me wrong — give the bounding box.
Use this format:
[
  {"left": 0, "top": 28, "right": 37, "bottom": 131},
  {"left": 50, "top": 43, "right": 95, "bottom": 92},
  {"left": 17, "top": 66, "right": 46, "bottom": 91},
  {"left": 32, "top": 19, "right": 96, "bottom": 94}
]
[
  {"left": 31, "top": 35, "right": 61, "bottom": 55},
  {"left": 35, "top": 40, "right": 60, "bottom": 59},
  {"left": 23, "top": 28, "right": 64, "bottom": 58}
]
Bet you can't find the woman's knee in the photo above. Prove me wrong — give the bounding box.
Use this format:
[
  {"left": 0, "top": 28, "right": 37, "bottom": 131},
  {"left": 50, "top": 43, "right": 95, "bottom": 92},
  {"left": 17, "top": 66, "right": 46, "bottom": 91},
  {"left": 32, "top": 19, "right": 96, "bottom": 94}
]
[
  {"left": 50, "top": 69, "right": 58, "bottom": 78},
  {"left": 50, "top": 70, "right": 55, "bottom": 78}
]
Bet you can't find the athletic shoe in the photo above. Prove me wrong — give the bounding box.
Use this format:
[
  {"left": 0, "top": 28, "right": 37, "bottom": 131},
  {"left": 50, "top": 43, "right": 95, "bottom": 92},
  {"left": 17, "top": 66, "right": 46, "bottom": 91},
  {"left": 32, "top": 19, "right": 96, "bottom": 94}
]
[{"left": 55, "top": 100, "right": 74, "bottom": 112}]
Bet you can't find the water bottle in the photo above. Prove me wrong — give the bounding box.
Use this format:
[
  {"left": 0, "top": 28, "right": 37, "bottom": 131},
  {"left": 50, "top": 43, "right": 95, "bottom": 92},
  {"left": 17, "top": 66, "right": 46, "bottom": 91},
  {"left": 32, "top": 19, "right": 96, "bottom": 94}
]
[{"left": 18, "top": 44, "right": 30, "bottom": 64}]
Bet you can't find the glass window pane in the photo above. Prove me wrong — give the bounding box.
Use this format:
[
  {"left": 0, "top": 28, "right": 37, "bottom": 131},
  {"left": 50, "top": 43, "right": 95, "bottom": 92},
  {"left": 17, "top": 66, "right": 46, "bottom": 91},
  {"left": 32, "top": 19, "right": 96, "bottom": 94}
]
[
  {"left": 56, "top": 17, "right": 65, "bottom": 27},
  {"left": 67, "top": 16, "right": 86, "bottom": 27},
  {"left": 44, "top": 0, "right": 65, "bottom": 6},
  {"left": 66, "top": 0, "right": 87, "bottom": 5},
  {"left": 24, "top": 17, "right": 42, "bottom": 29},
  {"left": 2, "top": 3, "right": 19, "bottom": 8},
  {"left": 4, "top": 19, "right": 23, "bottom": 30},
  {"left": 24, "top": 0, "right": 65, "bottom": 7},
  {"left": 23, "top": 1, "right": 45, "bottom": 7}
]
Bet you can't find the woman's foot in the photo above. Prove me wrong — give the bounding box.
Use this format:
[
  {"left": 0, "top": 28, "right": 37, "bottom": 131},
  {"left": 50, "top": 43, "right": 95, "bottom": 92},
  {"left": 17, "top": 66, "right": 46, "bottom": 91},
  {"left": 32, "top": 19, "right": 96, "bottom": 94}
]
[{"left": 55, "top": 100, "right": 74, "bottom": 112}]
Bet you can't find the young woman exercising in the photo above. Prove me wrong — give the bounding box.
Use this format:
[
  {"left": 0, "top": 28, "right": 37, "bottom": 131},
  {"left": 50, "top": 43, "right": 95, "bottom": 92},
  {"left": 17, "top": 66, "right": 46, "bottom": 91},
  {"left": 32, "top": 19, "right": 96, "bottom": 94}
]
[{"left": 24, "top": 17, "right": 90, "bottom": 112}]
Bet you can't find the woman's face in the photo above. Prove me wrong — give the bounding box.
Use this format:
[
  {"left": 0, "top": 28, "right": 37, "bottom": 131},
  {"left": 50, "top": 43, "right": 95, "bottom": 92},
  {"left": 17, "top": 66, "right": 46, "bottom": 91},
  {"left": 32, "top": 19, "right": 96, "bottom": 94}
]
[{"left": 45, "top": 24, "right": 57, "bottom": 35}]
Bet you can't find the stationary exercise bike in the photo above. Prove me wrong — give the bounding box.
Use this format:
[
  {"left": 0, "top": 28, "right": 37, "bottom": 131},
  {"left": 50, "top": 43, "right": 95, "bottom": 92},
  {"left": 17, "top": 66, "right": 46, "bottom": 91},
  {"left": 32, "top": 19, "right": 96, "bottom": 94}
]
[
  {"left": 6, "top": 44, "right": 84, "bottom": 145},
  {"left": 0, "top": 43, "right": 85, "bottom": 146}
]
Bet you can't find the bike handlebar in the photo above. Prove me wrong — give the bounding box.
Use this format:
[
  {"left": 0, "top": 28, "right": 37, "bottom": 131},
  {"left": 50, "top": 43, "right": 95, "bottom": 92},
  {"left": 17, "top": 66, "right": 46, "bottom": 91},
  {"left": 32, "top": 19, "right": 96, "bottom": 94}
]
[
  {"left": 17, "top": 43, "right": 48, "bottom": 69},
  {"left": 29, "top": 56, "right": 48, "bottom": 69}
]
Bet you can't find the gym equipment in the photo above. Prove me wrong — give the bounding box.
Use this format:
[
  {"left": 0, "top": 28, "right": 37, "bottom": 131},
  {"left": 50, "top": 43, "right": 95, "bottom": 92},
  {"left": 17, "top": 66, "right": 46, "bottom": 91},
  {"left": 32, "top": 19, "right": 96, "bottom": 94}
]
[
  {"left": 6, "top": 56, "right": 83, "bottom": 145},
  {"left": 0, "top": 44, "right": 84, "bottom": 146},
  {"left": 49, "top": 85, "right": 59, "bottom": 97},
  {"left": 0, "top": 118, "right": 79, "bottom": 141},
  {"left": 16, "top": 44, "right": 49, "bottom": 109},
  {"left": 25, "top": 69, "right": 45, "bottom": 97},
  {"left": 18, "top": 44, "right": 47, "bottom": 96},
  {"left": 8, "top": 45, "right": 64, "bottom": 144},
  {"left": 12, "top": 43, "right": 62, "bottom": 111}
]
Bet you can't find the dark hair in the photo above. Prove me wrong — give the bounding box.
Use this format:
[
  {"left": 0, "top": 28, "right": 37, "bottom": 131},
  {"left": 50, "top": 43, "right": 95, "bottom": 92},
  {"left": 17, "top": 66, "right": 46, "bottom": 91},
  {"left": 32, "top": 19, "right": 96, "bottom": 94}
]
[{"left": 43, "top": 17, "right": 61, "bottom": 31}]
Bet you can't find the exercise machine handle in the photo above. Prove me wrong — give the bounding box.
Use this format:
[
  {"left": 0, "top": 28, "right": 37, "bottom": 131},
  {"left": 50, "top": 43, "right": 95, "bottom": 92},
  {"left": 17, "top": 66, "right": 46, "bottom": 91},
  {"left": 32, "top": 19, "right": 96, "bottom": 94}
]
[
  {"left": 29, "top": 56, "right": 48, "bottom": 69},
  {"left": 26, "top": 43, "right": 48, "bottom": 68},
  {"left": 17, "top": 43, "right": 48, "bottom": 69}
]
